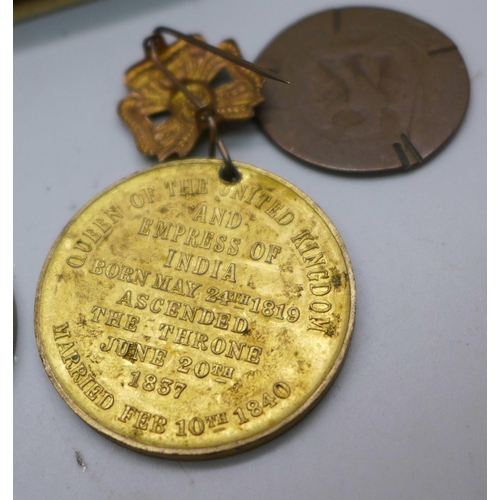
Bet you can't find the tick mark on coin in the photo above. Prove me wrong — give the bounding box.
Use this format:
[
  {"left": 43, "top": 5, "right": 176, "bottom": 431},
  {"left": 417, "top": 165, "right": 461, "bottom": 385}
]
[
  {"left": 393, "top": 142, "right": 411, "bottom": 169},
  {"left": 401, "top": 134, "right": 423, "bottom": 163},
  {"left": 333, "top": 9, "right": 342, "bottom": 33},
  {"left": 215, "top": 378, "right": 227, "bottom": 384},
  {"left": 213, "top": 428, "right": 226, "bottom": 433},
  {"left": 75, "top": 451, "right": 87, "bottom": 472},
  {"left": 428, "top": 45, "right": 457, "bottom": 56}
]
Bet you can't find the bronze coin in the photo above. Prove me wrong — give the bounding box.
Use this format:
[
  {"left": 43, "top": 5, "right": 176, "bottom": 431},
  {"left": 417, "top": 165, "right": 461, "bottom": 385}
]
[{"left": 256, "top": 7, "right": 470, "bottom": 172}]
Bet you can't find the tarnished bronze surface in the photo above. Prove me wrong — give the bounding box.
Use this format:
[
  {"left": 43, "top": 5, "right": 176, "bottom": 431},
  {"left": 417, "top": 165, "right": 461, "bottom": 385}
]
[
  {"left": 35, "top": 159, "right": 355, "bottom": 459},
  {"left": 256, "top": 7, "right": 470, "bottom": 172},
  {"left": 120, "top": 37, "right": 264, "bottom": 161}
]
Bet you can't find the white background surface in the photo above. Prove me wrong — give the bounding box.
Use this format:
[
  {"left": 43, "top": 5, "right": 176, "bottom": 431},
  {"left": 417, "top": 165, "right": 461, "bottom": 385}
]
[{"left": 14, "top": 0, "right": 486, "bottom": 499}]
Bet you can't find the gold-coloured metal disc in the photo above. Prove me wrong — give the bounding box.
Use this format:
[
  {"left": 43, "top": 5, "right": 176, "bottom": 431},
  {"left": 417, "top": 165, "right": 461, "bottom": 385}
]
[{"left": 35, "top": 159, "right": 355, "bottom": 459}]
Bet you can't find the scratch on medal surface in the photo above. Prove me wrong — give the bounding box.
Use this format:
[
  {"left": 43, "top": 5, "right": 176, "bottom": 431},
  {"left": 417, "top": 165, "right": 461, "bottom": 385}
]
[{"left": 75, "top": 451, "right": 87, "bottom": 472}]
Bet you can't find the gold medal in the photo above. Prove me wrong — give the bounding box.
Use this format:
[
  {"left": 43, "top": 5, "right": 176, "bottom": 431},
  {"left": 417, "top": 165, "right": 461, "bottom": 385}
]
[
  {"left": 35, "top": 29, "right": 355, "bottom": 458},
  {"left": 36, "top": 159, "right": 355, "bottom": 458}
]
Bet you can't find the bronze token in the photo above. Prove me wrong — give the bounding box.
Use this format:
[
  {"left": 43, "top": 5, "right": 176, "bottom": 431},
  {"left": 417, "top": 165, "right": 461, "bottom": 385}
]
[
  {"left": 256, "top": 7, "right": 470, "bottom": 172},
  {"left": 35, "top": 159, "right": 355, "bottom": 459}
]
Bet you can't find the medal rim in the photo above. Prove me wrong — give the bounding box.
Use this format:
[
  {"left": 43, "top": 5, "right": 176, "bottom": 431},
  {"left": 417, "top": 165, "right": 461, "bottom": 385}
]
[{"left": 34, "top": 158, "right": 356, "bottom": 459}]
